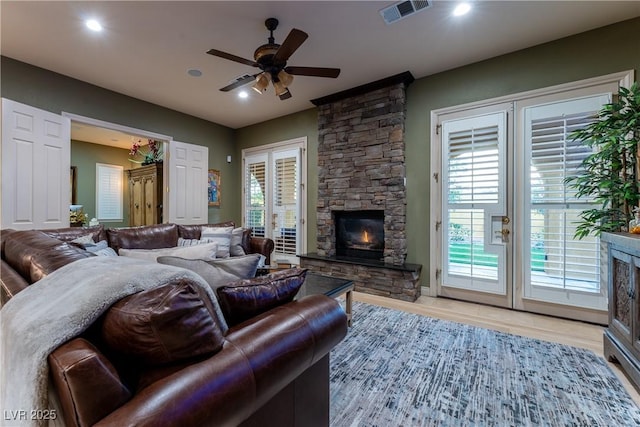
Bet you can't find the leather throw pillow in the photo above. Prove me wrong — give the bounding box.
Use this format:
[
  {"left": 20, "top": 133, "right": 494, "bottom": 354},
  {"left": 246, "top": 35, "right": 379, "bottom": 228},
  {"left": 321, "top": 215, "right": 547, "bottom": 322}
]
[
  {"left": 216, "top": 268, "right": 308, "bottom": 327},
  {"left": 101, "top": 280, "right": 225, "bottom": 366}
]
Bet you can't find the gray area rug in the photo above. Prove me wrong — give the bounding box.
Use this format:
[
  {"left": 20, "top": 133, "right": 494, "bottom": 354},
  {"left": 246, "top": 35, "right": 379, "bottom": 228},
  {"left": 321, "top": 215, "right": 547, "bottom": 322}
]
[{"left": 330, "top": 302, "right": 640, "bottom": 426}]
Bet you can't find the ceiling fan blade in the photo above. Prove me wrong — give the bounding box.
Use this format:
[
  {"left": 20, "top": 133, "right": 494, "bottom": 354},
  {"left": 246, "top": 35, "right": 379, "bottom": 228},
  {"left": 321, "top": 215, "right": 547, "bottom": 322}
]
[
  {"left": 273, "top": 29, "right": 308, "bottom": 62},
  {"left": 279, "top": 88, "right": 292, "bottom": 100},
  {"left": 285, "top": 66, "right": 341, "bottom": 78},
  {"left": 207, "top": 49, "right": 258, "bottom": 67},
  {"left": 219, "top": 74, "right": 259, "bottom": 92}
]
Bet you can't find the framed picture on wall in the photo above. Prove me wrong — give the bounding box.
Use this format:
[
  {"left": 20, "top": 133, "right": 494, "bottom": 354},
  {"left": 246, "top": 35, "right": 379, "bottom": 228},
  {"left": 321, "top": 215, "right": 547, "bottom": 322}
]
[{"left": 208, "top": 169, "right": 221, "bottom": 207}]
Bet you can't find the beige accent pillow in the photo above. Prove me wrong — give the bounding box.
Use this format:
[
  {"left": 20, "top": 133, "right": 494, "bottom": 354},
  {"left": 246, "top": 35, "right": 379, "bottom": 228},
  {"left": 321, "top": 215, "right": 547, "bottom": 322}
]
[{"left": 119, "top": 242, "right": 218, "bottom": 262}]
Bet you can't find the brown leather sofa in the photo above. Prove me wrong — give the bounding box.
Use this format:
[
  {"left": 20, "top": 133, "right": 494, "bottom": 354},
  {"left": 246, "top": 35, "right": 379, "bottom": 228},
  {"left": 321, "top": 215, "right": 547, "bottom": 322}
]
[
  {"left": 0, "top": 222, "right": 275, "bottom": 303},
  {"left": 1, "top": 223, "right": 346, "bottom": 427}
]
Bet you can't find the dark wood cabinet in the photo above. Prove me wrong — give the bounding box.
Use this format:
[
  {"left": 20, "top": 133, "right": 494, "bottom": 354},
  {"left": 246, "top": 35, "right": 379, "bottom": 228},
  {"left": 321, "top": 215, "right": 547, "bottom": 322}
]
[
  {"left": 602, "top": 232, "right": 640, "bottom": 391},
  {"left": 127, "top": 163, "right": 163, "bottom": 226}
]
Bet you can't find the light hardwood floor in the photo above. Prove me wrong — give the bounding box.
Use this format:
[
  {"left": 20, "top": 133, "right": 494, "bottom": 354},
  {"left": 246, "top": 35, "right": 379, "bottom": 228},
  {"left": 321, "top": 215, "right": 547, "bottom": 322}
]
[{"left": 351, "top": 290, "right": 640, "bottom": 405}]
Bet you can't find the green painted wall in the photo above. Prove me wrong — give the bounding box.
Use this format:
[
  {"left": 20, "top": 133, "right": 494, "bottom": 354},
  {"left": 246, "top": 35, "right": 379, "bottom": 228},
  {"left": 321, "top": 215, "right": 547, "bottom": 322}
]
[
  {"left": 71, "top": 140, "right": 131, "bottom": 228},
  {"left": 235, "top": 17, "right": 640, "bottom": 287},
  {"left": 1, "top": 57, "right": 240, "bottom": 224}
]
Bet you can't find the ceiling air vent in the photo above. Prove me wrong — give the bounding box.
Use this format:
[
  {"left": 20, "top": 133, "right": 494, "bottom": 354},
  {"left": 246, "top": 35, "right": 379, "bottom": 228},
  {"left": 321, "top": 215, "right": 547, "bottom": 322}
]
[{"left": 380, "top": 0, "right": 432, "bottom": 25}]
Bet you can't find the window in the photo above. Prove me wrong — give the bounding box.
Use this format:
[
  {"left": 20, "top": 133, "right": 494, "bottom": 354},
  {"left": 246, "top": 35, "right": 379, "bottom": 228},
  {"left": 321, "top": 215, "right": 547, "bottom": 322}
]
[{"left": 95, "top": 163, "right": 123, "bottom": 221}]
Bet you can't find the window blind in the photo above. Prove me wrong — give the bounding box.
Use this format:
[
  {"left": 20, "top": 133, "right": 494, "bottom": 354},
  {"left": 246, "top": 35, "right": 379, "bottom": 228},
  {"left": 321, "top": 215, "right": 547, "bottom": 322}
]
[
  {"left": 245, "top": 160, "right": 266, "bottom": 237},
  {"left": 274, "top": 155, "right": 298, "bottom": 255},
  {"left": 96, "top": 163, "right": 123, "bottom": 221},
  {"left": 527, "top": 104, "right": 600, "bottom": 290}
]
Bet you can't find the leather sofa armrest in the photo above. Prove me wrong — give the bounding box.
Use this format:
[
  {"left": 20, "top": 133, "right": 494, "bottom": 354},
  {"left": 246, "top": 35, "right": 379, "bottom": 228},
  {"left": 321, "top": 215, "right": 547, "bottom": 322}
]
[
  {"left": 248, "top": 237, "right": 274, "bottom": 266},
  {"left": 49, "top": 338, "right": 132, "bottom": 427},
  {"left": 93, "top": 295, "right": 347, "bottom": 427},
  {"left": 1, "top": 259, "right": 28, "bottom": 304}
]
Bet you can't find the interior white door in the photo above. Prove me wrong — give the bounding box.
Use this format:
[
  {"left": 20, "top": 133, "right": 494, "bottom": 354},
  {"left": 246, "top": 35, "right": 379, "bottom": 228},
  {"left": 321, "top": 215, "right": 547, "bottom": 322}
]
[
  {"left": 168, "top": 140, "right": 208, "bottom": 224},
  {"left": 439, "top": 109, "right": 512, "bottom": 308},
  {"left": 1, "top": 98, "right": 70, "bottom": 230}
]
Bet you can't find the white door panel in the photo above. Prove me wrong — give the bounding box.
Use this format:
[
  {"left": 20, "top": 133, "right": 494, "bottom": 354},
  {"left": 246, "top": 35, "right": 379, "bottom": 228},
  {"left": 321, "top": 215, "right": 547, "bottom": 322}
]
[
  {"left": 440, "top": 110, "right": 511, "bottom": 305},
  {"left": 2, "top": 98, "right": 70, "bottom": 229},
  {"left": 517, "top": 93, "right": 611, "bottom": 312},
  {"left": 168, "top": 140, "right": 208, "bottom": 224}
]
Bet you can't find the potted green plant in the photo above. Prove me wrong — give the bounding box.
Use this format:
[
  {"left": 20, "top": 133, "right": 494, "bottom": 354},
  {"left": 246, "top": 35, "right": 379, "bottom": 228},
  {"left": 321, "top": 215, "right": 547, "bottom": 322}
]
[{"left": 565, "top": 82, "right": 640, "bottom": 238}]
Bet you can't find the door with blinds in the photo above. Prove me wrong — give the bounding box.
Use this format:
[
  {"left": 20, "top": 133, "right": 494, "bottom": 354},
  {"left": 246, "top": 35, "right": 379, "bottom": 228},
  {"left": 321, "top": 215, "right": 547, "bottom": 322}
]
[
  {"left": 243, "top": 139, "right": 305, "bottom": 265},
  {"left": 515, "top": 92, "right": 611, "bottom": 315},
  {"left": 434, "top": 78, "right": 621, "bottom": 321},
  {"left": 440, "top": 109, "right": 512, "bottom": 308}
]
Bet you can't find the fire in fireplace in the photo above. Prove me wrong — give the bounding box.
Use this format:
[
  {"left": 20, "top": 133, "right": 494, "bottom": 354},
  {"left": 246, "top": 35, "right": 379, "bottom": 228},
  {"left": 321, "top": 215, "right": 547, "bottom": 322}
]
[{"left": 334, "top": 210, "right": 384, "bottom": 261}]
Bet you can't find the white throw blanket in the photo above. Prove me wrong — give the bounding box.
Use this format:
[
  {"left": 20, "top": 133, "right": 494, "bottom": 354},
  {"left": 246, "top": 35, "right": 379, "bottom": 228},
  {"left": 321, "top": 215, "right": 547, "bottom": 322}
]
[{"left": 0, "top": 256, "right": 222, "bottom": 427}]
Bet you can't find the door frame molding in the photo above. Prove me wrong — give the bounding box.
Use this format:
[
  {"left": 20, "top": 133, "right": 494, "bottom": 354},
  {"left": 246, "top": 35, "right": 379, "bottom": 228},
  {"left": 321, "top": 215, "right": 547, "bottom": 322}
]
[
  {"left": 62, "top": 112, "right": 173, "bottom": 222},
  {"left": 430, "top": 70, "right": 634, "bottom": 300}
]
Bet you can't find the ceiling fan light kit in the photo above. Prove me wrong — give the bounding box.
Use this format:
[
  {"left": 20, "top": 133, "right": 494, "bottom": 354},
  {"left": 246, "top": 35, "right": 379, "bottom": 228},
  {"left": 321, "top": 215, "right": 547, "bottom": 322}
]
[
  {"left": 207, "top": 17, "right": 340, "bottom": 100},
  {"left": 252, "top": 73, "right": 270, "bottom": 93}
]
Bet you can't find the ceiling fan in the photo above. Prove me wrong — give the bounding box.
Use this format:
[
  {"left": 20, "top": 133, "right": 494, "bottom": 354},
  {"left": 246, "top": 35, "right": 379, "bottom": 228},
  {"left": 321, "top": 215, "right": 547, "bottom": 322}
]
[{"left": 207, "top": 18, "right": 340, "bottom": 100}]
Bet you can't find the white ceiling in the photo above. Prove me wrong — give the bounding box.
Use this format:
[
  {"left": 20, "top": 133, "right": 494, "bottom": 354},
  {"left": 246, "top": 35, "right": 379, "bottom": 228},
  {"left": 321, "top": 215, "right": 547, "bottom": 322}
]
[{"left": 2, "top": 0, "right": 639, "bottom": 140}]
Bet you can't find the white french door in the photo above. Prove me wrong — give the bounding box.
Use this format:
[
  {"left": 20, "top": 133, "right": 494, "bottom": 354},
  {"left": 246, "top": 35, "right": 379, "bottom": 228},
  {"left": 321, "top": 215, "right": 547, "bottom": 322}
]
[
  {"left": 439, "top": 107, "right": 512, "bottom": 308},
  {"left": 433, "top": 72, "right": 630, "bottom": 322},
  {"left": 243, "top": 138, "right": 306, "bottom": 265},
  {"left": 515, "top": 92, "right": 612, "bottom": 316}
]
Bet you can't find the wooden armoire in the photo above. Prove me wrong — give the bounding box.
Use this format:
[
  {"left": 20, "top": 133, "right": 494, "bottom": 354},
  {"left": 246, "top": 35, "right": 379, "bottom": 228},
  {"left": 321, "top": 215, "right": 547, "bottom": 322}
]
[{"left": 127, "top": 163, "right": 163, "bottom": 226}]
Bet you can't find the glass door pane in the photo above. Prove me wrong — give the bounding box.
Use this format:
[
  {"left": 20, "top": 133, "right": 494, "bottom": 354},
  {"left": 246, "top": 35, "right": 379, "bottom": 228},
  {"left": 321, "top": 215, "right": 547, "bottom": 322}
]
[{"left": 245, "top": 154, "right": 267, "bottom": 238}]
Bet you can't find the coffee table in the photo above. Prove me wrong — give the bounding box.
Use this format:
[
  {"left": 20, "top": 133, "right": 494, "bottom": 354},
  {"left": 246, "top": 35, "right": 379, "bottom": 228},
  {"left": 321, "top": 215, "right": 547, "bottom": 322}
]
[{"left": 297, "top": 272, "right": 354, "bottom": 326}]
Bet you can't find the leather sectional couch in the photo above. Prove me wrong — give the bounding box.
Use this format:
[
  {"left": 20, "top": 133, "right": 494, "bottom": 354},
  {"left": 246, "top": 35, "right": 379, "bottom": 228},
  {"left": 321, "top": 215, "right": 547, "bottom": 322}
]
[{"left": 0, "top": 223, "right": 348, "bottom": 427}]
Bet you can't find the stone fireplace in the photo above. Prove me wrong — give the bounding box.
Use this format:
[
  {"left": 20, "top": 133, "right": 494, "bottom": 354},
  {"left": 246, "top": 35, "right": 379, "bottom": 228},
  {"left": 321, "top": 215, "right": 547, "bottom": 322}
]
[{"left": 300, "top": 72, "right": 422, "bottom": 302}]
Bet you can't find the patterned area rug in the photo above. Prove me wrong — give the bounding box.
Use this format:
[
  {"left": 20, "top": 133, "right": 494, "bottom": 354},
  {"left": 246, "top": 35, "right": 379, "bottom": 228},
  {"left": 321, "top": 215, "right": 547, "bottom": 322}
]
[{"left": 330, "top": 302, "right": 640, "bottom": 427}]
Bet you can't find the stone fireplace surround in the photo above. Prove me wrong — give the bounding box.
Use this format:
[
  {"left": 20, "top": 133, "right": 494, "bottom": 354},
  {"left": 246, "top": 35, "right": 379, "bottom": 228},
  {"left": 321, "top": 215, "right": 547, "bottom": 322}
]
[{"left": 300, "top": 72, "right": 422, "bottom": 302}]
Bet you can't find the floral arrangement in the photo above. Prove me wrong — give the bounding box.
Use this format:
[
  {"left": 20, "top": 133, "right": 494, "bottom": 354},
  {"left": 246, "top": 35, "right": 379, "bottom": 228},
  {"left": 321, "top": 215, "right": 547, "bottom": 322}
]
[
  {"left": 129, "top": 138, "right": 163, "bottom": 165},
  {"left": 70, "top": 208, "right": 87, "bottom": 225}
]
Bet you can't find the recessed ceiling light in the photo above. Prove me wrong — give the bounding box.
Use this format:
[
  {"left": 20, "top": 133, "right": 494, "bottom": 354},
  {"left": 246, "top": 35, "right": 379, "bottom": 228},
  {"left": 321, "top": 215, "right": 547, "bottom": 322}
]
[
  {"left": 238, "top": 91, "right": 249, "bottom": 99},
  {"left": 187, "top": 68, "right": 202, "bottom": 77},
  {"left": 453, "top": 2, "right": 471, "bottom": 17},
  {"left": 85, "top": 19, "right": 103, "bottom": 32}
]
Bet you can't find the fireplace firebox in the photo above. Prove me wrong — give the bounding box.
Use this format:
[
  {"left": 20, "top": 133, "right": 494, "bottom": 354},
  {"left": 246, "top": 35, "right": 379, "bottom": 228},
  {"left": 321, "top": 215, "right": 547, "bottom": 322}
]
[{"left": 334, "top": 210, "right": 384, "bottom": 261}]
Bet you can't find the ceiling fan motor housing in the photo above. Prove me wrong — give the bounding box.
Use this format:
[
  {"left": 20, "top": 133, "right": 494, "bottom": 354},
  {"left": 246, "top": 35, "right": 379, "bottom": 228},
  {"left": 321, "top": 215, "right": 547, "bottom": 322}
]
[{"left": 208, "top": 16, "right": 340, "bottom": 99}]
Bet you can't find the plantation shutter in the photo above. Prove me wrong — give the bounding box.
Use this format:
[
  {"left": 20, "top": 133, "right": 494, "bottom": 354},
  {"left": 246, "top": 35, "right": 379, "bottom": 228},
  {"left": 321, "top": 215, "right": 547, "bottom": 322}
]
[
  {"left": 524, "top": 93, "right": 610, "bottom": 306},
  {"left": 96, "top": 163, "right": 123, "bottom": 221},
  {"left": 272, "top": 148, "right": 300, "bottom": 256},
  {"left": 442, "top": 111, "right": 507, "bottom": 294},
  {"left": 244, "top": 154, "right": 268, "bottom": 238}
]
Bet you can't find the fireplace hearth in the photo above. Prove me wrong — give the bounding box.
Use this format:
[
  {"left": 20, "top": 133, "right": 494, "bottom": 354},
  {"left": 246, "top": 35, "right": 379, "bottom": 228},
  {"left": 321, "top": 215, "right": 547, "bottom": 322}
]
[{"left": 334, "top": 210, "right": 384, "bottom": 261}]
